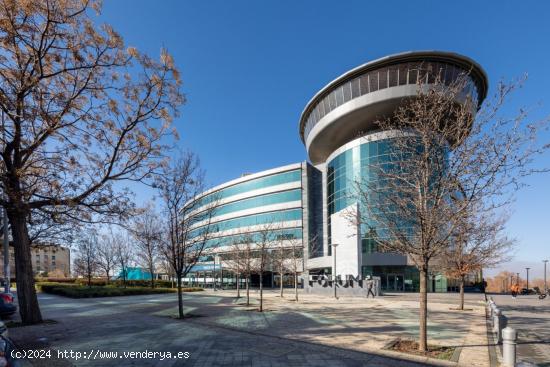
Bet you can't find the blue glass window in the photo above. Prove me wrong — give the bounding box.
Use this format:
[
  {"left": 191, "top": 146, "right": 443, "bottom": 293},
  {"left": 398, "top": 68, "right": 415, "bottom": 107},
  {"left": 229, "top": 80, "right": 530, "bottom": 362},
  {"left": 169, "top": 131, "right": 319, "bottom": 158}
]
[
  {"left": 213, "top": 189, "right": 302, "bottom": 217},
  {"left": 204, "top": 228, "right": 303, "bottom": 249},
  {"left": 190, "top": 209, "right": 302, "bottom": 239},
  {"left": 194, "top": 169, "right": 301, "bottom": 208}
]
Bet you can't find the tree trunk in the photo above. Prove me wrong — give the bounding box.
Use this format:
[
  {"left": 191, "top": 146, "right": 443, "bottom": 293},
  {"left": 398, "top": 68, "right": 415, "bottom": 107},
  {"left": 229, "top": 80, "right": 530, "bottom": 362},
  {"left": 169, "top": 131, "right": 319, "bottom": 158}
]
[
  {"left": 236, "top": 270, "right": 240, "bottom": 298},
  {"left": 176, "top": 272, "right": 184, "bottom": 318},
  {"left": 459, "top": 275, "right": 465, "bottom": 311},
  {"left": 150, "top": 264, "right": 155, "bottom": 289},
  {"left": 246, "top": 276, "right": 250, "bottom": 306},
  {"left": 419, "top": 265, "right": 428, "bottom": 352},
  {"left": 294, "top": 272, "right": 298, "bottom": 302},
  {"left": 8, "top": 210, "right": 43, "bottom": 324},
  {"left": 259, "top": 272, "right": 263, "bottom": 312}
]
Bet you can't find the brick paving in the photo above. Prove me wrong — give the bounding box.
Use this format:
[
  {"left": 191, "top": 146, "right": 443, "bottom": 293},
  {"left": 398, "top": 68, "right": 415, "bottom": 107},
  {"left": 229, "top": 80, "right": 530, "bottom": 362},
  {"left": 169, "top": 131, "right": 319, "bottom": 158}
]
[{"left": 6, "top": 290, "right": 489, "bottom": 366}]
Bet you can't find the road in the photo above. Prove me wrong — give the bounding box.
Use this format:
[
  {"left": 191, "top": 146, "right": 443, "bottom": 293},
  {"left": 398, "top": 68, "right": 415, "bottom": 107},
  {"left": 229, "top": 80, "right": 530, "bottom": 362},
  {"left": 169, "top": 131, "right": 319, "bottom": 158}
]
[{"left": 490, "top": 294, "right": 550, "bottom": 366}]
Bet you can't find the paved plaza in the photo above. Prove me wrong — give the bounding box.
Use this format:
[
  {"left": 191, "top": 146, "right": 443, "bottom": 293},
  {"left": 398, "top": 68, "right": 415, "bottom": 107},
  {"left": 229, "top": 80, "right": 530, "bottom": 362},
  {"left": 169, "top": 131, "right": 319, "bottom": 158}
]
[
  {"left": 7, "top": 290, "right": 490, "bottom": 366},
  {"left": 490, "top": 294, "right": 550, "bottom": 366}
]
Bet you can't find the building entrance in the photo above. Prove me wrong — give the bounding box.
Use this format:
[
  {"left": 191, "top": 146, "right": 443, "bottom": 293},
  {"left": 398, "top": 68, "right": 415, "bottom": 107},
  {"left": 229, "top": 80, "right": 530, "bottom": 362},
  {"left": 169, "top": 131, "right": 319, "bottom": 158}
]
[{"left": 386, "top": 274, "right": 404, "bottom": 292}]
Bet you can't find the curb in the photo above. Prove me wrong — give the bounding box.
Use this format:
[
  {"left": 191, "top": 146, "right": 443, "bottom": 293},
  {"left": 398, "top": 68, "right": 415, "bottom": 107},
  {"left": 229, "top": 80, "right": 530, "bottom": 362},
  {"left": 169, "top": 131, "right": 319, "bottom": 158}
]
[{"left": 484, "top": 293, "right": 500, "bottom": 367}]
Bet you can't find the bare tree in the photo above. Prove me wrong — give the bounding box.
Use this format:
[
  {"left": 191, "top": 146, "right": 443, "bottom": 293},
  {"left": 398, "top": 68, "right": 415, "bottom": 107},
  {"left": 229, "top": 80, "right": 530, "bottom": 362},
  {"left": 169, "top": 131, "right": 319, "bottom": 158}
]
[
  {"left": 271, "top": 230, "right": 304, "bottom": 299},
  {"left": 224, "top": 235, "right": 247, "bottom": 299},
  {"left": 131, "top": 203, "right": 161, "bottom": 288},
  {"left": 443, "top": 205, "right": 514, "bottom": 310},
  {"left": 485, "top": 271, "right": 519, "bottom": 293},
  {"left": 28, "top": 209, "right": 80, "bottom": 247},
  {"left": 350, "top": 70, "right": 548, "bottom": 351},
  {"left": 155, "top": 152, "right": 219, "bottom": 319},
  {"left": 157, "top": 255, "right": 176, "bottom": 288},
  {"left": 236, "top": 233, "right": 255, "bottom": 306},
  {"left": 232, "top": 245, "right": 241, "bottom": 299},
  {"left": 0, "top": 0, "right": 183, "bottom": 324},
  {"left": 97, "top": 234, "right": 118, "bottom": 284},
  {"left": 113, "top": 232, "right": 134, "bottom": 288},
  {"left": 271, "top": 242, "right": 288, "bottom": 298},
  {"left": 288, "top": 235, "right": 306, "bottom": 302},
  {"left": 74, "top": 232, "right": 99, "bottom": 287},
  {"left": 250, "top": 222, "right": 277, "bottom": 312}
]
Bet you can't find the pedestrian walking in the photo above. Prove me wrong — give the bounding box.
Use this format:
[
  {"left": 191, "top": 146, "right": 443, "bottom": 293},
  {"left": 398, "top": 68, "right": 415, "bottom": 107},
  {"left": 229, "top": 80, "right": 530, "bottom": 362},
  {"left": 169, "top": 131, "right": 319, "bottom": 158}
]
[
  {"left": 366, "top": 277, "right": 376, "bottom": 298},
  {"left": 510, "top": 283, "right": 519, "bottom": 298}
]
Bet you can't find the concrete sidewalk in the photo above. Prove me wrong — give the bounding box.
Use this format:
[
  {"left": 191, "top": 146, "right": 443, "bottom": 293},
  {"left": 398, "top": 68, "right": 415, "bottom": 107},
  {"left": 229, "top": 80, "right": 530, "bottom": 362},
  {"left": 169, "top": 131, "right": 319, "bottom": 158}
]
[
  {"left": 7, "top": 290, "right": 489, "bottom": 366},
  {"left": 197, "top": 289, "right": 489, "bottom": 366}
]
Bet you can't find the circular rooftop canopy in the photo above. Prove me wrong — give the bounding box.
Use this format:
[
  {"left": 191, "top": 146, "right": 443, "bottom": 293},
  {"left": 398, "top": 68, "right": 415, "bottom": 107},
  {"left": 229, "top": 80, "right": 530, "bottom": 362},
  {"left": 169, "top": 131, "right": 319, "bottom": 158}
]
[{"left": 298, "top": 51, "right": 488, "bottom": 164}]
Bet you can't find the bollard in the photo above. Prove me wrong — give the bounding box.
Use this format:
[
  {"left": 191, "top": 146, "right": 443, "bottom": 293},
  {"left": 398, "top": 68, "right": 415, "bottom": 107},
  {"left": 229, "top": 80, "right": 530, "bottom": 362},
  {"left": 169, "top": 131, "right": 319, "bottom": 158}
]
[
  {"left": 502, "top": 327, "right": 517, "bottom": 367},
  {"left": 496, "top": 311, "right": 507, "bottom": 343},
  {"left": 493, "top": 308, "right": 501, "bottom": 343},
  {"left": 493, "top": 308, "right": 501, "bottom": 337}
]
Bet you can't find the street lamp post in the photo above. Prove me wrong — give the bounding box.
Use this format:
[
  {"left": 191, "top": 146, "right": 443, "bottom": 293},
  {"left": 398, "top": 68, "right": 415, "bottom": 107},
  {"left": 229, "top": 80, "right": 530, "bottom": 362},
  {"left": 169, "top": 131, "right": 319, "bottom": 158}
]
[
  {"left": 331, "top": 243, "right": 339, "bottom": 300},
  {"left": 516, "top": 272, "right": 520, "bottom": 286},
  {"left": 525, "top": 267, "right": 530, "bottom": 293},
  {"left": 218, "top": 255, "right": 223, "bottom": 290},
  {"left": 543, "top": 260, "right": 548, "bottom": 294},
  {"left": 213, "top": 256, "right": 217, "bottom": 291}
]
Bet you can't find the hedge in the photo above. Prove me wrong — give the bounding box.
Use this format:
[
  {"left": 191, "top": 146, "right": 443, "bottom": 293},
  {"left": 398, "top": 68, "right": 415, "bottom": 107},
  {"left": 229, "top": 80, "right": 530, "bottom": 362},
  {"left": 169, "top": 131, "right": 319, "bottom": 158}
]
[
  {"left": 36, "top": 282, "right": 203, "bottom": 298},
  {"left": 35, "top": 277, "right": 77, "bottom": 284},
  {"left": 112, "top": 279, "right": 175, "bottom": 288},
  {"left": 34, "top": 278, "right": 176, "bottom": 288}
]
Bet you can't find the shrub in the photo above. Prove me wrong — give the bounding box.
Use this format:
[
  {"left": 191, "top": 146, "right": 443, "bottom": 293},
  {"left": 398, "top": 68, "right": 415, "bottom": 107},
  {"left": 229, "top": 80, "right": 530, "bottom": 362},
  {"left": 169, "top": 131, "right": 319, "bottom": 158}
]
[
  {"left": 35, "top": 277, "right": 77, "bottom": 284},
  {"left": 36, "top": 282, "right": 202, "bottom": 298},
  {"left": 75, "top": 278, "right": 109, "bottom": 286},
  {"left": 178, "top": 287, "right": 203, "bottom": 292},
  {"left": 112, "top": 279, "right": 174, "bottom": 288}
]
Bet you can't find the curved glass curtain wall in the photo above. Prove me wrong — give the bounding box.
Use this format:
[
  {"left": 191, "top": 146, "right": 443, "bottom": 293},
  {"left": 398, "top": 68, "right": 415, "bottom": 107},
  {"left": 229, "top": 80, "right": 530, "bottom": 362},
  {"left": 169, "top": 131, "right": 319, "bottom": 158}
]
[
  {"left": 302, "top": 61, "right": 480, "bottom": 140},
  {"left": 192, "top": 169, "right": 302, "bottom": 209},
  {"left": 203, "top": 228, "right": 303, "bottom": 249},
  {"left": 327, "top": 138, "right": 395, "bottom": 255},
  {"left": 187, "top": 168, "right": 303, "bottom": 251},
  {"left": 211, "top": 189, "right": 301, "bottom": 218},
  {"left": 327, "top": 137, "right": 447, "bottom": 256},
  {"left": 190, "top": 208, "right": 302, "bottom": 239}
]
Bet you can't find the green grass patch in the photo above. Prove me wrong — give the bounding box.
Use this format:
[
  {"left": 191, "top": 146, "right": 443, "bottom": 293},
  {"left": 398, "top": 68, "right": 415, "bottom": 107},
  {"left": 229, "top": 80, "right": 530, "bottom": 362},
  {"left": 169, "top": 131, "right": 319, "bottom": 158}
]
[{"left": 36, "top": 282, "right": 203, "bottom": 298}]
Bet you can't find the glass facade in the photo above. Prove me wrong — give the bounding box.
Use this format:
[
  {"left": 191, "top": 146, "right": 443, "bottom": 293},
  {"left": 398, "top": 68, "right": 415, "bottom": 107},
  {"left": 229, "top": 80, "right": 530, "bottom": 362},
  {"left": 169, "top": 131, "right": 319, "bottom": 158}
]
[
  {"left": 327, "top": 138, "right": 451, "bottom": 291},
  {"left": 327, "top": 138, "right": 395, "bottom": 249},
  {"left": 362, "top": 266, "right": 448, "bottom": 292},
  {"left": 302, "top": 61, "right": 481, "bottom": 140},
  {"left": 184, "top": 52, "right": 486, "bottom": 293},
  {"left": 188, "top": 167, "right": 303, "bottom": 250},
  {"left": 362, "top": 265, "right": 420, "bottom": 292},
  {"left": 204, "top": 228, "right": 303, "bottom": 249},
  {"left": 190, "top": 209, "right": 302, "bottom": 238},
  {"left": 213, "top": 189, "right": 301, "bottom": 217},
  {"left": 194, "top": 169, "right": 302, "bottom": 209}
]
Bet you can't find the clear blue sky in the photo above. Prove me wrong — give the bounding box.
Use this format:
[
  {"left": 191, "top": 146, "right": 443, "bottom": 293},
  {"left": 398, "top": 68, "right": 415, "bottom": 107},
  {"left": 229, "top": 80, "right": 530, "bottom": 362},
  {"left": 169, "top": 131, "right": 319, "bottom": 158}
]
[{"left": 99, "top": 1, "right": 550, "bottom": 278}]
